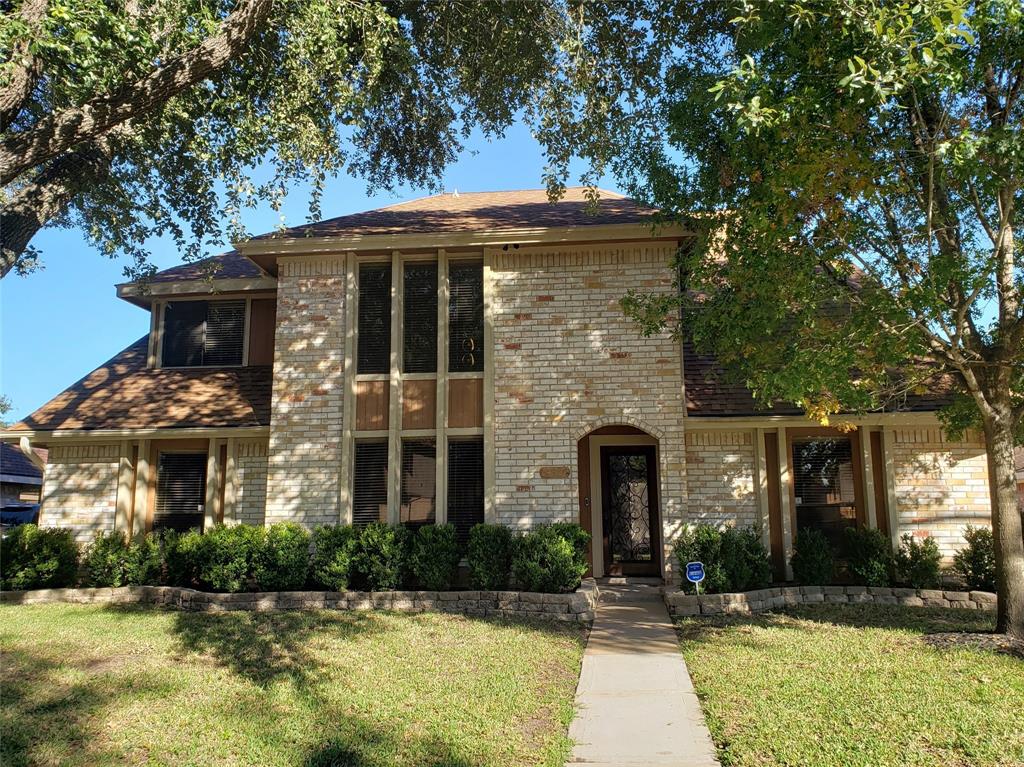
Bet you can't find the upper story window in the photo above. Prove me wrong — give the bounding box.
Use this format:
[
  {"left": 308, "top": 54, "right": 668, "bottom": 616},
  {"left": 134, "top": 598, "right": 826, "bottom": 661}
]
[
  {"left": 403, "top": 262, "right": 438, "bottom": 373},
  {"left": 448, "top": 262, "right": 484, "bottom": 372},
  {"left": 161, "top": 300, "right": 245, "bottom": 367},
  {"left": 357, "top": 264, "right": 392, "bottom": 374}
]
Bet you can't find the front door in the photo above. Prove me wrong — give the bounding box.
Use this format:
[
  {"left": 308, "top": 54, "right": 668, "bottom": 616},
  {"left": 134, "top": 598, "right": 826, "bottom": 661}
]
[{"left": 600, "top": 445, "right": 660, "bottom": 576}]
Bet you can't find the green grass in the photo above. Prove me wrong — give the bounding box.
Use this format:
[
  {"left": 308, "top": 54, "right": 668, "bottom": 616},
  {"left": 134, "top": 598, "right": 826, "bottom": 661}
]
[
  {"left": 0, "top": 604, "right": 585, "bottom": 767},
  {"left": 677, "top": 604, "right": 1024, "bottom": 767}
]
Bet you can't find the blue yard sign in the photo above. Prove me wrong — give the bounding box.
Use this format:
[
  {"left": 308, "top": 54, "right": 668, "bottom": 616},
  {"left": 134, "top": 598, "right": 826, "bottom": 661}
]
[{"left": 685, "top": 561, "right": 706, "bottom": 594}]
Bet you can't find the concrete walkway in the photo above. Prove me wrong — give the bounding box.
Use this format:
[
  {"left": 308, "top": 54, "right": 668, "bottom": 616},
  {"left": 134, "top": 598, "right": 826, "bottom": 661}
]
[{"left": 566, "top": 584, "right": 720, "bottom": 767}]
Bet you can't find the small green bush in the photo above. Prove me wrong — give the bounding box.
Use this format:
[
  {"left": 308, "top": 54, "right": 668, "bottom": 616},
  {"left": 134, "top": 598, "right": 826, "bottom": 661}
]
[
  {"left": 0, "top": 525, "right": 79, "bottom": 590},
  {"left": 84, "top": 531, "right": 133, "bottom": 587},
  {"left": 895, "top": 533, "right": 941, "bottom": 589},
  {"left": 310, "top": 525, "right": 359, "bottom": 590},
  {"left": 84, "top": 532, "right": 164, "bottom": 587},
  {"left": 511, "top": 524, "right": 590, "bottom": 593},
  {"left": 952, "top": 525, "right": 996, "bottom": 592},
  {"left": 254, "top": 523, "right": 310, "bottom": 591},
  {"left": 352, "top": 523, "right": 409, "bottom": 591},
  {"left": 842, "top": 526, "right": 894, "bottom": 586},
  {"left": 195, "top": 524, "right": 265, "bottom": 592},
  {"left": 409, "top": 524, "right": 461, "bottom": 590},
  {"left": 160, "top": 529, "right": 204, "bottom": 587},
  {"left": 790, "top": 529, "right": 834, "bottom": 586},
  {"left": 466, "top": 523, "right": 513, "bottom": 590},
  {"left": 673, "top": 525, "right": 771, "bottom": 594}
]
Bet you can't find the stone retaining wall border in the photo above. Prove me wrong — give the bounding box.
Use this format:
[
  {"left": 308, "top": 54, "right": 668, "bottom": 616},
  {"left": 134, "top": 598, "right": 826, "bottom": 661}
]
[
  {"left": 664, "top": 585, "right": 998, "bottom": 616},
  {"left": 0, "top": 578, "right": 600, "bottom": 624}
]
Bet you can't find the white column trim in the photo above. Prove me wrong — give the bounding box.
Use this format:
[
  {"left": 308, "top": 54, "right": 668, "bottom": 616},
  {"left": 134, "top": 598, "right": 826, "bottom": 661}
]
[
  {"left": 223, "top": 437, "right": 238, "bottom": 525},
  {"left": 339, "top": 251, "right": 358, "bottom": 525},
  {"left": 860, "top": 426, "right": 878, "bottom": 529},
  {"left": 387, "top": 250, "right": 403, "bottom": 525},
  {"left": 482, "top": 248, "right": 496, "bottom": 523},
  {"left": 204, "top": 438, "right": 222, "bottom": 530},
  {"left": 753, "top": 428, "right": 770, "bottom": 549},
  {"left": 435, "top": 249, "right": 449, "bottom": 525},
  {"left": 777, "top": 427, "right": 794, "bottom": 580},
  {"left": 882, "top": 426, "right": 901, "bottom": 548},
  {"left": 131, "top": 440, "right": 150, "bottom": 537},
  {"left": 114, "top": 440, "right": 134, "bottom": 534}
]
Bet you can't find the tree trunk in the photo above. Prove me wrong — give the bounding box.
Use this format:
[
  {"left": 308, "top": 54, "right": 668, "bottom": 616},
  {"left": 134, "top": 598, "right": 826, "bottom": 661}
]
[{"left": 982, "top": 405, "right": 1024, "bottom": 637}]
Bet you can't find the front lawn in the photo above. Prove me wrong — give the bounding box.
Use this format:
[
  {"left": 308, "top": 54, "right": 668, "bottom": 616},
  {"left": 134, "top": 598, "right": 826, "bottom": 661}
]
[
  {"left": 678, "top": 605, "right": 1024, "bottom": 767},
  {"left": 0, "top": 604, "right": 585, "bottom": 767}
]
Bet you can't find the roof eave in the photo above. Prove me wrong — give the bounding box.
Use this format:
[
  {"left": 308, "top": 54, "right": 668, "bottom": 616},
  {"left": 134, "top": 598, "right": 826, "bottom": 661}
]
[
  {"left": 234, "top": 221, "right": 690, "bottom": 272},
  {"left": 115, "top": 276, "right": 279, "bottom": 307}
]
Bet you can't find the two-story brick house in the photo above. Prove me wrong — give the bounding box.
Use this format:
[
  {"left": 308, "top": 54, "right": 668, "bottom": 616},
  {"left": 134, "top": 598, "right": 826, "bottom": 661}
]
[{"left": 3, "top": 189, "right": 993, "bottom": 581}]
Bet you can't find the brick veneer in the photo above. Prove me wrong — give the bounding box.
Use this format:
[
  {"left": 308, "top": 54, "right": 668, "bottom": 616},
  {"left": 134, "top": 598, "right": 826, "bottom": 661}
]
[
  {"left": 234, "top": 439, "right": 269, "bottom": 525},
  {"left": 39, "top": 444, "right": 120, "bottom": 544},
  {"left": 684, "top": 430, "right": 758, "bottom": 529},
  {"left": 265, "top": 257, "right": 347, "bottom": 527},
  {"left": 889, "top": 428, "right": 991, "bottom": 559},
  {"left": 489, "top": 242, "right": 687, "bottom": 575}
]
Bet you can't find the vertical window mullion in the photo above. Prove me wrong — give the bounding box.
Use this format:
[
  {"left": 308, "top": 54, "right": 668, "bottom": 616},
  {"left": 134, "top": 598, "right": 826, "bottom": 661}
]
[{"left": 436, "top": 251, "right": 449, "bottom": 525}]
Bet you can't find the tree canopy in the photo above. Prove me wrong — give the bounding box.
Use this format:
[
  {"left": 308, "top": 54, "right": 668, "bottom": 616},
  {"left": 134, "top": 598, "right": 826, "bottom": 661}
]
[
  {"left": 0, "top": 0, "right": 580, "bottom": 278},
  {"left": 577, "top": 0, "right": 1022, "bottom": 635}
]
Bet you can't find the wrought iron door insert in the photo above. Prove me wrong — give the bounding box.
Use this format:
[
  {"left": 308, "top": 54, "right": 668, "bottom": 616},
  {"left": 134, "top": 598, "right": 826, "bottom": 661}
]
[{"left": 600, "top": 445, "right": 660, "bottom": 576}]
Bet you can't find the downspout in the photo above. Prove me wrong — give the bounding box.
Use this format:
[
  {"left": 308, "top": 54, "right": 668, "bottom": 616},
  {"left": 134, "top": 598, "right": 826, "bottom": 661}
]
[{"left": 18, "top": 436, "right": 45, "bottom": 472}]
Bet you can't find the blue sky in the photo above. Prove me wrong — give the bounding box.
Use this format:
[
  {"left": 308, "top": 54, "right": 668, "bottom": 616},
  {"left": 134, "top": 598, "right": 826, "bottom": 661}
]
[{"left": 1, "top": 122, "right": 619, "bottom": 423}]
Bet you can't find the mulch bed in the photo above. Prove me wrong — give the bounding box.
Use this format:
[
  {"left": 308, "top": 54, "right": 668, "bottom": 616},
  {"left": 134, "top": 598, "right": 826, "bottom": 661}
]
[{"left": 923, "top": 632, "right": 1024, "bottom": 659}]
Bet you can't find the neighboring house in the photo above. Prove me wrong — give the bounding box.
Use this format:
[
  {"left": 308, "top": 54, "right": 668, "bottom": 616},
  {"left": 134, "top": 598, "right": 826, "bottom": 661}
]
[
  {"left": 0, "top": 442, "right": 45, "bottom": 505},
  {"left": 1, "top": 189, "right": 993, "bottom": 581}
]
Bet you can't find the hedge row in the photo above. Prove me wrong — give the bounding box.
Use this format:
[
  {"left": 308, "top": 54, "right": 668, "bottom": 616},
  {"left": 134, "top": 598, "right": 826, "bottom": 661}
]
[
  {"left": 1, "top": 521, "right": 591, "bottom": 595},
  {"left": 675, "top": 523, "right": 996, "bottom": 592}
]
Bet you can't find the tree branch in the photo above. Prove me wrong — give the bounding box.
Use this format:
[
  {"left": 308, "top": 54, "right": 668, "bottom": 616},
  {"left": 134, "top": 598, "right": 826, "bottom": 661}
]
[
  {"left": 0, "top": 0, "right": 49, "bottom": 132},
  {"left": 0, "top": 0, "right": 272, "bottom": 185}
]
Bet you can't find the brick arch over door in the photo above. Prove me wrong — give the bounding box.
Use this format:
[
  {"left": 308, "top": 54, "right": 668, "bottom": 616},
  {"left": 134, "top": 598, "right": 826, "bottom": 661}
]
[{"left": 576, "top": 423, "right": 658, "bottom": 577}]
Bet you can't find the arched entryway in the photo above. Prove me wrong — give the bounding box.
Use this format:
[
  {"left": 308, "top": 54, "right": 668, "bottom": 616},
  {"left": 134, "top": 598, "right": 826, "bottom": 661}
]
[{"left": 577, "top": 425, "right": 662, "bottom": 578}]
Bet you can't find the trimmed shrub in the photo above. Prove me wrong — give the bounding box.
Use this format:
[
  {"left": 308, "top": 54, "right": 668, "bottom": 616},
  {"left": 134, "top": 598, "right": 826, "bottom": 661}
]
[
  {"left": 790, "top": 529, "right": 834, "bottom": 586},
  {"left": 195, "top": 524, "right": 265, "bottom": 592},
  {"left": 0, "top": 525, "right": 79, "bottom": 590},
  {"left": 895, "top": 533, "right": 941, "bottom": 589},
  {"left": 466, "top": 523, "right": 513, "bottom": 590},
  {"left": 160, "top": 529, "right": 204, "bottom": 587},
  {"left": 952, "top": 525, "right": 996, "bottom": 592},
  {"left": 842, "top": 526, "right": 894, "bottom": 586},
  {"left": 673, "top": 525, "right": 771, "bottom": 594},
  {"left": 85, "top": 532, "right": 164, "bottom": 587},
  {"left": 511, "top": 524, "right": 590, "bottom": 593},
  {"left": 409, "top": 524, "right": 461, "bottom": 590},
  {"left": 310, "top": 525, "right": 359, "bottom": 590},
  {"left": 352, "top": 523, "right": 409, "bottom": 591},
  {"left": 254, "top": 523, "right": 310, "bottom": 591},
  {"left": 84, "top": 531, "right": 134, "bottom": 587}
]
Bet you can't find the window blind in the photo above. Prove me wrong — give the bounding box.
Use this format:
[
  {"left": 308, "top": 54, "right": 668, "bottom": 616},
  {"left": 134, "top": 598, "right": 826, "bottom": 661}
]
[
  {"left": 447, "top": 438, "right": 484, "bottom": 546},
  {"left": 400, "top": 439, "right": 436, "bottom": 528},
  {"left": 353, "top": 441, "right": 389, "bottom": 526},
  {"left": 204, "top": 301, "right": 246, "bottom": 365},
  {"left": 153, "top": 453, "right": 207, "bottom": 532},
  {"left": 161, "top": 300, "right": 245, "bottom": 367},
  {"left": 403, "top": 262, "right": 438, "bottom": 373},
  {"left": 448, "top": 262, "right": 484, "bottom": 372},
  {"left": 357, "top": 264, "right": 392, "bottom": 374}
]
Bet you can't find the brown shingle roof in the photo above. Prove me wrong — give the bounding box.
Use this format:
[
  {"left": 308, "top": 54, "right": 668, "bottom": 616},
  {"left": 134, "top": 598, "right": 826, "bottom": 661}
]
[
  {"left": 124, "top": 250, "right": 266, "bottom": 286},
  {"left": 0, "top": 442, "right": 43, "bottom": 481},
  {"left": 10, "top": 337, "right": 271, "bottom": 432},
  {"left": 683, "top": 340, "right": 958, "bottom": 416},
  {"left": 253, "top": 187, "right": 658, "bottom": 240}
]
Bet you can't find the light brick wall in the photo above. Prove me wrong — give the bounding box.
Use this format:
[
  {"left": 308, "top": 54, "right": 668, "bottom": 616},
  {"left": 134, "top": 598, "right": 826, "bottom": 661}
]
[
  {"left": 235, "top": 439, "right": 269, "bottom": 526},
  {"left": 685, "top": 430, "right": 759, "bottom": 530},
  {"left": 39, "top": 444, "right": 120, "bottom": 545},
  {"left": 490, "top": 242, "right": 687, "bottom": 573},
  {"left": 265, "top": 257, "right": 346, "bottom": 527},
  {"left": 889, "top": 427, "right": 991, "bottom": 559}
]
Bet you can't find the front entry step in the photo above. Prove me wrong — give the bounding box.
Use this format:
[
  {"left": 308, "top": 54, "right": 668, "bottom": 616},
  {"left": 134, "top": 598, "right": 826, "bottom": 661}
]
[{"left": 597, "top": 581, "right": 665, "bottom": 604}]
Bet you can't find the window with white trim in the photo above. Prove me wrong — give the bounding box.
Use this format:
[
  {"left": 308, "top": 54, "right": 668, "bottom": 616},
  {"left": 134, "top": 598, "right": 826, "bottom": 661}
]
[{"left": 161, "top": 300, "right": 245, "bottom": 367}]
